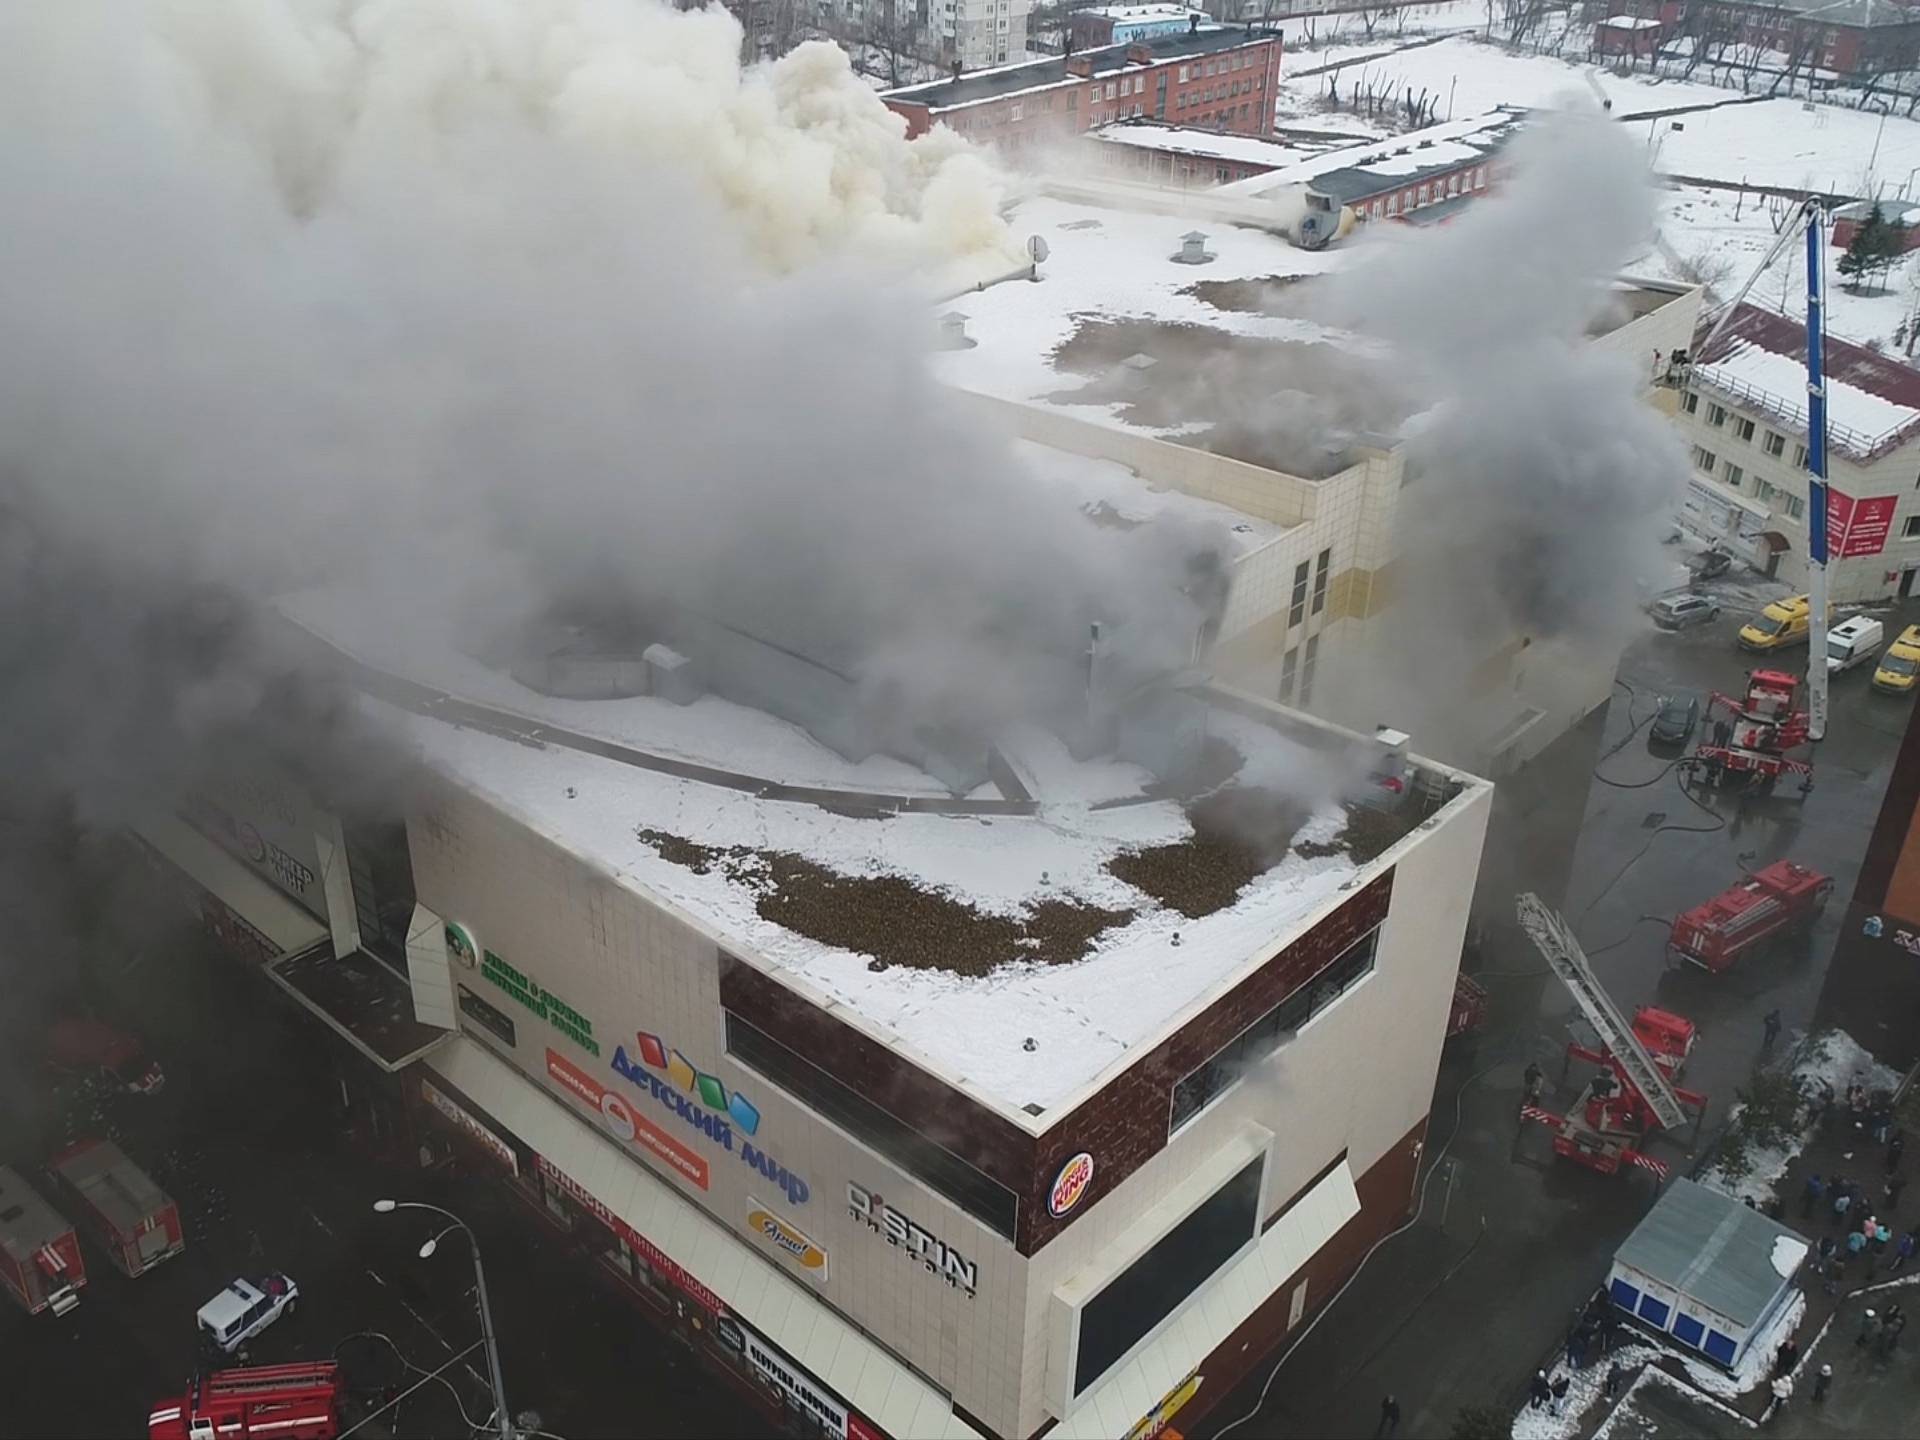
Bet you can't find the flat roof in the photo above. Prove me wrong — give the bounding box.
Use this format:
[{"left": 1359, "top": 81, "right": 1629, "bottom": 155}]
[
  {"left": 883, "top": 26, "right": 1274, "bottom": 111},
  {"left": 285, "top": 592, "right": 1474, "bottom": 1119},
  {"left": 1613, "top": 1179, "right": 1804, "bottom": 1328},
  {"left": 1221, "top": 106, "right": 1527, "bottom": 202},
  {"left": 1091, "top": 120, "right": 1344, "bottom": 170}
]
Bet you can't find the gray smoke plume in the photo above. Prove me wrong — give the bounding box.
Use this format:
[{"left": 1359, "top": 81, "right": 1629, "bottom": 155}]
[
  {"left": 1315, "top": 108, "right": 1689, "bottom": 759},
  {"left": 0, "top": 0, "right": 1227, "bottom": 831}
]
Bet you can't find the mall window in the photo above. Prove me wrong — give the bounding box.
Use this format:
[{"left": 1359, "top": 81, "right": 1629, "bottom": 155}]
[
  {"left": 1300, "top": 634, "right": 1320, "bottom": 705},
  {"left": 726, "top": 1011, "right": 1018, "bottom": 1239},
  {"left": 344, "top": 817, "right": 417, "bottom": 970},
  {"left": 1289, "top": 559, "right": 1310, "bottom": 626},
  {"left": 1169, "top": 928, "right": 1380, "bottom": 1133},
  {"left": 1279, "top": 646, "right": 1298, "bottom": 701},
  {"left": 1073, "top": 1156, "right": 1263, "bottom": 1395},
  {"left": 1311, "top": 547, "right": 1331, "bottom": 615}
]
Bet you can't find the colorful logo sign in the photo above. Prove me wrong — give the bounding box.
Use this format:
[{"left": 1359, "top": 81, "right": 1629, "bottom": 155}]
[
  {"left": 546, "top": 1048, "right": 710, "bottom": 1190},
  {"left": 1048, "top": 1152, "right": 1095, "bottom": 1219},
  {"left": 1125, "top": 1372, "right": 1203, "bottom": 1440},
  {"left": 747, "top": 1203, "right": 828, "bottom": 1279},
  {"left": 611, "top": 1031, "right": 809, "bottom": 1206},
  {"left": 846, "top": 1183, "right": 977, "bottom": 1297},
  {"left": 444, "top": 921, "right": 478, "bottom": 969}
]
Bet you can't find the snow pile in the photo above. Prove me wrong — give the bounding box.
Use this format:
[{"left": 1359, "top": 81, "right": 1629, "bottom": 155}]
[
  {"left": 1772, "top": 1235, "right": 1809, "bottom": 1280},
  {"left": 1698, "top": 1029, "right": 1899, "bottom": 1206}
]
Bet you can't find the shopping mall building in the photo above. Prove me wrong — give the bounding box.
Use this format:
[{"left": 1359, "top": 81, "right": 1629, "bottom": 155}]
[{"left": 132, "top": 592, "right": 1491, "bottom": 1440}]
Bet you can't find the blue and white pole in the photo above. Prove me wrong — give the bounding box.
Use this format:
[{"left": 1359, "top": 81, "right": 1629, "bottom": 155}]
[{"left": 1804, "top": 199, "right": 1830, "bottom": 742}]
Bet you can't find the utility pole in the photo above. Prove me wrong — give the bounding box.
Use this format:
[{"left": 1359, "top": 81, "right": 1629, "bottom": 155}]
[{"left": 1804, "top": 199, "right": 1831, "bottom": 742}]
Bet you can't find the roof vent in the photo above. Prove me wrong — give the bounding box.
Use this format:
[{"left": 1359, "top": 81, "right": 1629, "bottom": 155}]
[
  {"left": 938, "top": 311, "right": 976, "bottom": 349},
  {"left": 1171, "top": 229, "right": 1214, "bottom": 265},
  {"left": 1067, "top": 53, "right": 1094, "bottom": 76}
]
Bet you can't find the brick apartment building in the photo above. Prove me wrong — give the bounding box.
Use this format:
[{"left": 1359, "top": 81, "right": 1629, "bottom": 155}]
[
  {"left": 1584, "top": 0, "right": 1920, "bottom": 81},
  {"left": 883, "top": 23, "right": 1283, "bottom": 148}
]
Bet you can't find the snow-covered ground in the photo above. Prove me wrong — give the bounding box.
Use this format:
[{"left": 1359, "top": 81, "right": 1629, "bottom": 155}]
[
  {"left": 1696, "top": 1030, "right": 1900, "bottom": 1206},
  {"left": 1633, "top": 99, "right": 1920, "bottom": 195}
]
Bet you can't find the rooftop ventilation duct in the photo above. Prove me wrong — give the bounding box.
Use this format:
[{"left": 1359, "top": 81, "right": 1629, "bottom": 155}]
[{"left": 1171, "top": 229, "right": 1214, "bottom": 265}]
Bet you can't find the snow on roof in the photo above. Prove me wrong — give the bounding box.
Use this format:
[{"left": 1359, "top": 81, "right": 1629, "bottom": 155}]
[
  {"left": 1222, "top": 106, "right": 1526, "bottom": 199},
  {"left": 1085, "top": 3, "right": 1202, "bottom": 20},
  {"left": 1598, "top": 14, "right": 1664, "bottom": 28},
  {"left": 368, "top": 685, "right": 1431, "bottom": 1116},
  {"left": 1834, "top": 198, "right": 1920, "bottom": 226},
  {"left": 1694, "top": 303, "right": 1920, "bottom": 460},
  {"left": 1634, "top": 98, "right": 1920, "bottom": 193},
  {"left": 931, "top": 192, "right": 1345, "bottom": 420},
  {"left": 1091, "top": 121, "right": 1339, "bottom": 170},
  {"left": 883, "top": 27, "right": 1267, "bottom": 111}
]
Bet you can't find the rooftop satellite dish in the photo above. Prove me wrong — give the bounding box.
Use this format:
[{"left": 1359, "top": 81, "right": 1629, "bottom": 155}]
[{"left": 1027, "top": 234, "right": 1051, "bottom": 263}]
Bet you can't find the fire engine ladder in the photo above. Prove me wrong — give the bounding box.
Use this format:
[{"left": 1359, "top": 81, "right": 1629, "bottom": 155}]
[{"left": 1516, "top": 893, "right": 1688, "bottom": 1133}]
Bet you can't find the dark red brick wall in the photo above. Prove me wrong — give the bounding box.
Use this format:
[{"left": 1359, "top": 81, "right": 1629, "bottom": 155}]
[
  {"left": 723, "top": 870, "right": 1391, "bottom": 1255},
  {"left": 1023, "top": 873, "right": 1393, "bottom": 1251}
]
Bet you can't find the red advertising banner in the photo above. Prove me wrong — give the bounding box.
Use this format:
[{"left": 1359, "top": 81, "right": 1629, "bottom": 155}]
[
  {"left": 1827, "top": 489, "right": 1900, "bottom": 559},
  {"left": 545, "top": 1048, "right": 710, "bottom": 1190}
]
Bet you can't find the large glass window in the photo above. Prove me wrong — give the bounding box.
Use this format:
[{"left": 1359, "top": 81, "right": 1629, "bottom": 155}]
[
  {"left": 726, "top": 1013, "right": 1018, "bottom": 1239},
  {"left": 1169, "top": 928, "right": 1379, "bottom": 1133},
  {"left": 1074, "top": 1156, "right": 1263, "bottom": 1394}
]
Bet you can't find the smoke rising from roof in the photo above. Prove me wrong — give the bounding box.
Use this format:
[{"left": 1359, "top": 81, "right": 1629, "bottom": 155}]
[
  {"left": 0, "top": 0, "right": 1230, "bottom": 825},
  {"left": 1317, "top": 109, "right": 1690, "bottom": 760}
]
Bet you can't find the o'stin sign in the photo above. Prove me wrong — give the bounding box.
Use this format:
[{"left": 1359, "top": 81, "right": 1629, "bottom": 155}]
[{"left": 1048, "top": 1152, "right": 1095, "bottom": 1219}]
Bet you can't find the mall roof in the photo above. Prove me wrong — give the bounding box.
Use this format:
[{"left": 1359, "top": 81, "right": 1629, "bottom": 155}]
[
  {"left": 1221, "top": 106, "right": 1528, "bottom": 204},
  {"left": 882, "top": 25, "right": 1274, "bottom": 111},
  {"left": 281, "top": 584, "right": 1475, "bottom": 1123}
]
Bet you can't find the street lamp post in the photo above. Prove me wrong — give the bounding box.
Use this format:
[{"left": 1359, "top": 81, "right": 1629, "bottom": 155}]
[{"left": 374, "top": 1200, "right": 514, "bottom": 1440}]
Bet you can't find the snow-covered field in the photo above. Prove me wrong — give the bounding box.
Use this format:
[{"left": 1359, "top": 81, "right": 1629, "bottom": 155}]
[{"left": 1633, "top": 99, "right": 1920, "bottom": 194}]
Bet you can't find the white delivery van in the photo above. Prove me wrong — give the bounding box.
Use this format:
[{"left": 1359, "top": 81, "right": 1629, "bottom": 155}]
[{"left": 1827, "top": 615, "right": 1885, "bottom": 675}]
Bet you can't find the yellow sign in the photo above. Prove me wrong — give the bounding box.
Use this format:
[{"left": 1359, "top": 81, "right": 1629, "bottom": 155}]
[
  {"left": 747, "top": 1204, "right": 828, "bottom": 1280},
  {"left": 1126, "top": 1372, "right": 1201, "bottom": 1440}
]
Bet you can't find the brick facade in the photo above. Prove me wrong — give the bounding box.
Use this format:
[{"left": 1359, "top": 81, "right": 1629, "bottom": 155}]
[{"left": 722, "top": 872, "right": 1393, "bottom": 1255}]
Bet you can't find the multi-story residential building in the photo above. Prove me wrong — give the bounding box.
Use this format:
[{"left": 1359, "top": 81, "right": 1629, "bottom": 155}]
[
  {"left": 1673, "top": 303, "right": 1920, "bottom": 602},
  {"left": 883, "top": 23, "right": 1282, "bottom": 148},
  {"left": 936, "top": 0, "right": 1030, "bottom": 69},
  {"left": 134, "top": 579, "right": 1493, "bottom": 1440}
]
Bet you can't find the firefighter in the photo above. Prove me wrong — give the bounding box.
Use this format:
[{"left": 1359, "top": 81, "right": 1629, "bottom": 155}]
[{"left": 1523, "top": 1062, "right": 1544, "bottom": 1105}]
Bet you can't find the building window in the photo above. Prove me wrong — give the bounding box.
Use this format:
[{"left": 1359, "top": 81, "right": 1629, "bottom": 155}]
[
  {"left": 1289, "top": 559, "right": 1310, "bottom": 626},
  {"left": 1682, "top": 391, "right": 1699, "bottom": 414},
  {"left": 1301, "top": 634, "right": 1319, "bottom": 705},
  {"left": 1179, "top": 64, "right": 1189, "bottom": 81},
  {"left": 1009, "top": 102, "right": 1023, "bottom": 121},
  {"left": 1707, "top": 403, "right": 1727, "bottom": 427},
  {"left": 725, "top": 1011, "right": 1019, "bottom": 1239},
  {"left": 1448, "top": 172, "right": 1461, "bottom": 195},
  {"left": 1106, "top": 81, "right": 1116, "bottom": 98},
  {"left": 1735, "top": 416, "right": 1756, "bottom": 441},
  {"left": 1764, "top": 430, "right": 1786, "bottom": 457},
  {"left": 1311, "top": 547, "right": 1331, "bottom": 615},
  {"left": 1724, "top": 462, "right": 1744, "bottom": 489},
  {"left": 1279, "top": 646, "right": 1298, "bottom": 700},
  {"left": 1691, "top": 445, "right": 1717, "bottom": 472},
  {"left": 1792, "top": 443, "right": 1809, "bottom": 470},
  {"left": 1756, "top": 478, "right": 1777, "bottom": 504},
  {"left": 1906, "top": 516, "right": 1920, "bottom": 539},
  {"left": 1781, "top": 493, "right": 1805, "bottom": 520},
  {"left": 1169, "top": 928, "right": 1381, "bottom": 1134},
  {"left": 1073, "top": 1157, "right": 1264, "bottom": 1396},
  {"left": 1386, "top": 193, "right": 1398, "bottom": 216}
]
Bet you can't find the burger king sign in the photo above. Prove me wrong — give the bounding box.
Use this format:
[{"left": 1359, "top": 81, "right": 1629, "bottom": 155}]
[{"left": 1048, "top": 1151, "right": 1095, "bottom": 1219}]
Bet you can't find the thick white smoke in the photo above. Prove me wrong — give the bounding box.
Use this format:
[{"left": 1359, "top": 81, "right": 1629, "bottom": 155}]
[{"left": 0, "top": 0, "right": 1220, "bottom": 824}]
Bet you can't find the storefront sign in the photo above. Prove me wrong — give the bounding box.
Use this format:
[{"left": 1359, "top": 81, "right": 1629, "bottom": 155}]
[
  {"left": 612, "top": 1034, "right": 809, "bottom": 1207},
  {"left": 746, "top": 1203, "right": 828, "bottom": 1279},
  {"left": 846, "top": 1183, "right": 977, "bottom": 1297},
  {"left": 1828, "top": 489, "right": 1901, "bottom": 559},
  {"left": 546, "top": 1048, "right": 710, "bottom": 1190},
  {"left": 1864, "top": 915, "right": 1920, "bottom": 955},
  {"left": 1125, "top": 1371, "right": 1202, "bottom": 1440},
  {"left": 743, "top": 1325, "right": 850, "bottom": 1439},
  {"left": 534, "top": 1154, "right": 722, "bottom": 1315},
  {"left": 482, "top": 951, "right": 598, "bottom": 1056},
  {"left": 444, "top": 921, "right": 479, "bottom": 970},
  {"left": 1048, "top": 1152, "right": 1095, "bottom": 1219},
  {"left": 420, "top": 1078, "right": 519, "bottom": 1176}
]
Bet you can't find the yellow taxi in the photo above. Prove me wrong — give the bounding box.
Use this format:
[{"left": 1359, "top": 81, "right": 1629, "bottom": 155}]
[{"left": 1874, "top": 623, "right": 1920, "bottom": 693}]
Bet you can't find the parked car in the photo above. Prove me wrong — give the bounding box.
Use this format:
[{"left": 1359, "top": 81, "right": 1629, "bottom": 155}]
[
  {"left": 1649, "top": 594, "right": 1720, "bottom": 630},
  {"left": 1686, "top": 546, "right": 1732, "bottom": 581},
  {"left": 198, "top": 1274, "right": 299, "bottom": 1356},
  {"left": 1874, "top": 623, "right": 1920, "bottom": 694},
  {"left": 1649, "top": 693, "right": 1701, "bottom": 750},
  {"left": 1739, "top": 594, "right": 1826, "bottom": 651},
  {"left": 46, "top": 1016, "right": 164, "bottom": 1095}
]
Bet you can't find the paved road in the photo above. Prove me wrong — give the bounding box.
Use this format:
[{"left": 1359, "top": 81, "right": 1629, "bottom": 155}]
[
  {"left": 1198, "top": 599, "right": 1920, "bottom": 1440},
  {"left": 0, "top": 895, "right": 768, "bottom": 1440}
]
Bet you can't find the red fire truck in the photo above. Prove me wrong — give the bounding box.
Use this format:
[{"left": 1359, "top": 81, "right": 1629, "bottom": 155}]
[
  {"left": 148, "top": 1362, "right": 344, "bottom": 1440},
  {"left": 48, "top": 1138, "right": 185, "bottom": 1277},
  {"left": 1695, "top": 670, "right": 1814, "bottom": 795},
  {"left": 1667, "top": 861, "right": 1833, "bottom": 973},
  {"left": 0, "top": 1165, "right": 85, "bottom": 1316}
]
